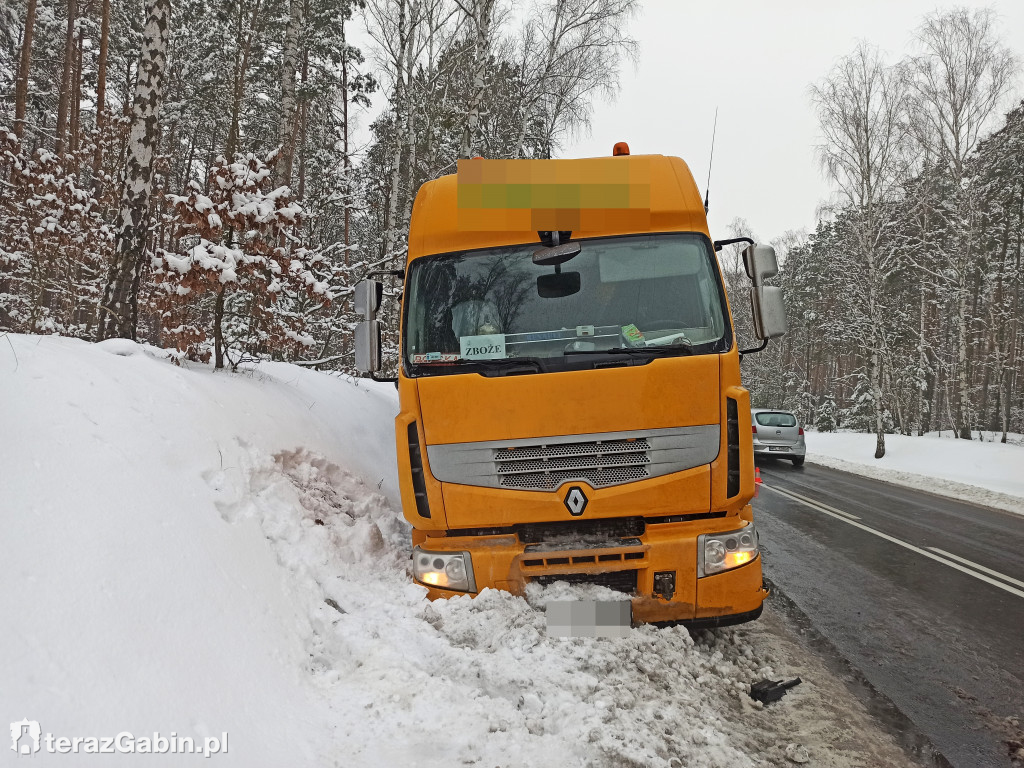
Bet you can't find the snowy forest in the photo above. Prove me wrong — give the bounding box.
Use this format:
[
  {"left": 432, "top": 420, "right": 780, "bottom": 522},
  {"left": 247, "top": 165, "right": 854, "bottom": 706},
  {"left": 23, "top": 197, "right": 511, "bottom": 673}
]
[
  {"left": 736, "top": 8, "right": 1023, "bottom": 452},
  {"left": 0, "top": 1, "right": 1021, "bottom": 449},
  {"left": 0, "top": 0, "right": 638, "bottom": 366}
]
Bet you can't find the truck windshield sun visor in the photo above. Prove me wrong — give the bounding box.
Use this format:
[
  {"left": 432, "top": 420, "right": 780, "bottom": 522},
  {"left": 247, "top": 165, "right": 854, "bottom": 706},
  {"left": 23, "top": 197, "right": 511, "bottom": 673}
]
[{"left": 402, "top": 233, "right": 732, "bottom": 377}]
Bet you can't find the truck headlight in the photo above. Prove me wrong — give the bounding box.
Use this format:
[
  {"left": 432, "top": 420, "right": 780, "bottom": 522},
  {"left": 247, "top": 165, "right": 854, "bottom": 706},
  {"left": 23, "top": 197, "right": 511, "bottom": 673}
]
[
  {"left": 698, "top": 522, "right": 759, "bottom": 577},
  {"left": 413, "top": 547, "right": 477, "bottom": 592}
]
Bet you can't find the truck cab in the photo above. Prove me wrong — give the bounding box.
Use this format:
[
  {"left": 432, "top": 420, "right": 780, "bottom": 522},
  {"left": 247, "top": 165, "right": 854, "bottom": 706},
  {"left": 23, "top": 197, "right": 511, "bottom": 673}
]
[{"left": 355, "top": 151, "right": 786, "bottom": 626}]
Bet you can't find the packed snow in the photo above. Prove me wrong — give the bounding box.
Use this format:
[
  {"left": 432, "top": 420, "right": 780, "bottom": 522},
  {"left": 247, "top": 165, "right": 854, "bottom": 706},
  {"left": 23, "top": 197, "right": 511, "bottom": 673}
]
[
  {"left": 804, "top": 429, "right": 1024, "bottom": 515},
  {"left": 1, "top": 334, "right": 919, "bottom": 766}
]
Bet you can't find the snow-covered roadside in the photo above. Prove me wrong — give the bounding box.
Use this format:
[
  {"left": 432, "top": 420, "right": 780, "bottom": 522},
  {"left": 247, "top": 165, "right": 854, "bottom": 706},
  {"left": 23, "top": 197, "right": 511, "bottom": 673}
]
[
  {"left": 803, "top": 430, "right": 1024, "bottom": 515},
  {"left": 1, "top": 335, "right": 919, "bottom": 767},
  {"left": 0, "top": 334, "right": 399, "bottom": 766}
]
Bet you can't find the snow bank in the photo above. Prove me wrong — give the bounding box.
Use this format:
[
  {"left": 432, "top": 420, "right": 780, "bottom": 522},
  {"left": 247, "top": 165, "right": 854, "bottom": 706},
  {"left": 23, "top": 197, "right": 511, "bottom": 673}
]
[
  {"left": 0, "top": 334, "right": 397, "bottom": 766},
  {"left": 804, "top": 430, "right": 1024, "bottom": 515},
  {"left": 1, "top": 335, "right": 917, "bottom": 766}
]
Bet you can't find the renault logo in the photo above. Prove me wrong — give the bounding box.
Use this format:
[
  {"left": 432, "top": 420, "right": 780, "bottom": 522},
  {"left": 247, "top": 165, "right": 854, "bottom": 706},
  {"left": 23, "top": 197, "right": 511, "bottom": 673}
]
[{"left": 564, "top": 486, "right": 588, "bottom": 516}]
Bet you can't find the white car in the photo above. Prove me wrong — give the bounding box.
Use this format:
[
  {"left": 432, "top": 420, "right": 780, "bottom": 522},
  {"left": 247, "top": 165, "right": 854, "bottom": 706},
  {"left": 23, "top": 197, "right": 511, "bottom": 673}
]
[{"left": 751, "top": 409, "right": 806, "bottom": 467}]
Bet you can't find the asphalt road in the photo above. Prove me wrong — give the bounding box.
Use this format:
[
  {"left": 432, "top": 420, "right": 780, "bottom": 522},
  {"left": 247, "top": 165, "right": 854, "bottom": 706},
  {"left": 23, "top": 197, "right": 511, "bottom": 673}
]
[{"left": 753, "top": 458, "right": 1024, "bottom": 768}]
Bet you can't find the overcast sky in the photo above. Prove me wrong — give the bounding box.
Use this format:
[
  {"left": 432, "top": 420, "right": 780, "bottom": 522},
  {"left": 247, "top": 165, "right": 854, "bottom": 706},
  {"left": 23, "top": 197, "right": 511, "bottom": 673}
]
[{"left": 560, "top": 0, "right": 1024, "bottom": 245}]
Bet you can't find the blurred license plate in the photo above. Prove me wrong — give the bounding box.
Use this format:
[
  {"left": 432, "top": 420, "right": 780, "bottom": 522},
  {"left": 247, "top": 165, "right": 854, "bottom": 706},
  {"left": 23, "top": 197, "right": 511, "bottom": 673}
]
[
  {"left": 546, "top": 600, "right": 631, "bottom": 638},
  {"left": 768, "top": 446, "right": 788, "bottom": 452}
]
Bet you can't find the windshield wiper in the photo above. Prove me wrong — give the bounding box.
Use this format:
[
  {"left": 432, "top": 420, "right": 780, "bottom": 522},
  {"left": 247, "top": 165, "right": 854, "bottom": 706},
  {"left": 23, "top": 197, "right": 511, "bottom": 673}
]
[
  {"left": 471, "top": 360, "right": 544, "bottom": 374},
  {"left": 415, "top": 357, "right": 544, "bottom": 376},
  {"left": 564, "top": 344, "right": 694, "bottom": 357}
]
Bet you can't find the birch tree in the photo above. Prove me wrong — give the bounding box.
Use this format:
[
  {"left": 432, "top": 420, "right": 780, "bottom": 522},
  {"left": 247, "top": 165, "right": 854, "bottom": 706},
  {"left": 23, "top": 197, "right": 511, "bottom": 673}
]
[
  {"left": 812, "top": 43, "right": 913, "bottom": 458},
  {"left": 454, "top": 0, "right": 500, "bottom": 160},
  {"left": 515, "top": 0, "right": 637, "bottom": 158},
  {"left": 275, "top": 0, "right": 304, "bottom": 189},
  {"left": 365, "top": 0, "right": 425, "bottom": 262},
  {"left": 97, "top": 0, "right": 171, "bottom": 341}
]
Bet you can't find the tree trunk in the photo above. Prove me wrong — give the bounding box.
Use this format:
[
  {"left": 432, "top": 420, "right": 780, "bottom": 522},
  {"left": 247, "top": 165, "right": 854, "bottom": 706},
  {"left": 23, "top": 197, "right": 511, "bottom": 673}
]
[
  {"left": 214, "top": 284, "right": 226, "bottom": 369},
  {"left": 869, "top": 301, "right": 886, "bottom": 458},
  {"left": 955, "top": 278, "right": 972, "bottom": 439},
  {"left": 97, "top": 0, "right": 171, "bottom": 341},
  {"left": 297, "top": 47, "right": 309, "bottom": 200},
  {"left": 92, "top": 0, "right": 111, "bottom": 178},
  {"left": 55, "top": 0, "right": 78, "bottom": 155},
  {"left": 275, "top": 0, "right": 303, "bottom": 189},
  {"left": 459, "top": 0, "right": 494, "bottom": 160},
  {"left": 69, "top": 24, "right": 84, "bottom": 154},
  {"left": 340, "top": 31, "right": 349, "bottom": 248},
  {"left": 401, "top": 20, "right": 418, "bottom": 230},
  {"left": 13, "top": 0, "right": 38, "bottom": 140},
  {"left": 917, "top": 279, "right": 928, "bottom": 435},
  {"left": 383, "top": 0, "right": 409, "bottom": 262},
  {"left": 226, "top": 0, "right": 263, "bottom": 158}
]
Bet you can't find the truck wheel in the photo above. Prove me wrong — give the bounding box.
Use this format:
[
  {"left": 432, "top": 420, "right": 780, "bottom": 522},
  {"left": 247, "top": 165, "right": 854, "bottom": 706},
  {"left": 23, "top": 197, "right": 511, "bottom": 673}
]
[{"left": 792, "top": 457, "right": 805, "bottom": 467}]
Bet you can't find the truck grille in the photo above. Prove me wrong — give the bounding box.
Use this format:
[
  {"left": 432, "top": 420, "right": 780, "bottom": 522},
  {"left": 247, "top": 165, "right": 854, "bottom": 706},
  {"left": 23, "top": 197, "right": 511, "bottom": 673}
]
[
  {"left": 533, "top": 570, "right": 638, "bottom": 594},
  {"left": 426, "top": 425, "right": 720, "bottom": 492},
  {"left": 495, "top": 438, "right": 651, "bottom": 490}
]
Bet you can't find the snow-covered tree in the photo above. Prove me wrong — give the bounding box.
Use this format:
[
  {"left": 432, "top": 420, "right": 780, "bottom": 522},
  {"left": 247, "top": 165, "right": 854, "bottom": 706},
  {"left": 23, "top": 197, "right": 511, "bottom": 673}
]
[
  {"left": 811, "top": 43, "right": 913, "bottom": 458},
  {"left": 152, "top": 153, "right": 331, "bottom": 368},
  {"left": 817, "top": 394, "right": 838, "bottom": 433},
  {"left": 909, "top": 7, "right": 1017, "bottom": 439}
]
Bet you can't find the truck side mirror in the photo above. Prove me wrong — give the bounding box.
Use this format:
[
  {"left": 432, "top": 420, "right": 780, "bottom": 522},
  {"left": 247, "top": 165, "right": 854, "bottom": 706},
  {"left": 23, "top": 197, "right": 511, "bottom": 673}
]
[
  {"left": 750, "top": 285, "right": 788, "bottom": 340},
  {"left": 740, "top": 244, "right": 787, "bottom": 346},
  {"left": 742, "top": 244, "right": 779, "bottom": 285},
  {"left": 354, "top": 279, "right": 383, "bottom": 319},
  {"left": 354, "top": 278, "right": 384, "bottom": 374},
  {"left": 354, "top": 319, "right": 382, "bottom": 373}
]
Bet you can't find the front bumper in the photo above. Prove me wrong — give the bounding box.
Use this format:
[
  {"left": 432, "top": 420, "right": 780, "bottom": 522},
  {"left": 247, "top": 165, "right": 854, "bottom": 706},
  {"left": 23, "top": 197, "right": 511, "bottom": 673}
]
[{"left": 412, "top": 521, "right": 767, "bottom": 626}]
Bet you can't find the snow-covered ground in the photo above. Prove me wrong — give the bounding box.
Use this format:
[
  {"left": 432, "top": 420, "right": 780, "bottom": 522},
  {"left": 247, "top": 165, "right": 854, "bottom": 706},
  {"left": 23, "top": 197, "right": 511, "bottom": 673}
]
[
  {"left": 804, "top": 429, "right": 1024, "bottom": 515},
  {"left": 2, "top": 334, "right": 919, "bottom": 767}
]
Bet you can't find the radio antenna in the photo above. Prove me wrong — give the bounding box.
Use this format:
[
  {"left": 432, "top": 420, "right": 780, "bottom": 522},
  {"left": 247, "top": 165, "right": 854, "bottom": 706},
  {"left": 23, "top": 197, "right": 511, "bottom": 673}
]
[{"left": 703, "top": 107, "right": 718, "bottom": 214}]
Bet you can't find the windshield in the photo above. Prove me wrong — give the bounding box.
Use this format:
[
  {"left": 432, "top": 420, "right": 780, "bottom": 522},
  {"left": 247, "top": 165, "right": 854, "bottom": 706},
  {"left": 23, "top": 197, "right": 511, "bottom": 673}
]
[
  {"left": 755, "top": 412, "right": 798, "bottom": 427},
  {"left": 403, "top": 233, "right": 730, "bottom": 375}
]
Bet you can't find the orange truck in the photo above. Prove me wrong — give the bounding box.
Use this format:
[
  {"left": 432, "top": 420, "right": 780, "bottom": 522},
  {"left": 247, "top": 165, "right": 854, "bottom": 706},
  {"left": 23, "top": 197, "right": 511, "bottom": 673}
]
[{"left": 354, "top": 147, "right": 787, "bottom": 627}]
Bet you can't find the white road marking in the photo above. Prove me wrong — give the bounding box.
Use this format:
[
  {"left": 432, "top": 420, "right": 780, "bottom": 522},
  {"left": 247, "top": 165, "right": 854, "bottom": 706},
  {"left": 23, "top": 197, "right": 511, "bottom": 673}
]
[
  {"left": 762, "top": 483, "right": 1024, "bottom": 600},
  {"left": 926, "top": 547, "right": 1024, "bottom": 590},
  {"left": 784, "top": 491, "right": 861, "bottom": 520}
]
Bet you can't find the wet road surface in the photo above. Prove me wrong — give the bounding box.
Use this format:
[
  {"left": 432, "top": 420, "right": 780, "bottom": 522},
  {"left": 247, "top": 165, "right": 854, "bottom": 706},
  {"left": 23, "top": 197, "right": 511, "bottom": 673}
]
[{"left": 753, "top": 458, "right": 1024, "bottom": 768}]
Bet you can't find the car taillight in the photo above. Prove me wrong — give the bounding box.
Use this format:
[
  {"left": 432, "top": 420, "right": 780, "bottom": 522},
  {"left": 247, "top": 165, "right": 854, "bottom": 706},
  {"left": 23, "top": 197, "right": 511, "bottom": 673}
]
[
  {"left": 752, "top": 424, "right": 757, "bottom": 433},
  {"left": 798, "top": 427, "right": 804, "bottom": 435}
]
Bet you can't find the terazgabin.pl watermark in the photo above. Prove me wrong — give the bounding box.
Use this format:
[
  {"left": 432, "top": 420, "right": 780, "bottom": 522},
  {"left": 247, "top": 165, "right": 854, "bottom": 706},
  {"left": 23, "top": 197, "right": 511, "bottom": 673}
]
[{"left": 10, "top": 720, "right": 228, "bottom": 758}]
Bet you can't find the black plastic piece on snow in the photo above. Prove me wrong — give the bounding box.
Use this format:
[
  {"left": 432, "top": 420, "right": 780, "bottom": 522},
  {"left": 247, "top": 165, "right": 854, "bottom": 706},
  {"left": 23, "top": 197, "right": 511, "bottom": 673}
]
[{"left": 749, "top": 677, "right": 802, "bottom": 704}]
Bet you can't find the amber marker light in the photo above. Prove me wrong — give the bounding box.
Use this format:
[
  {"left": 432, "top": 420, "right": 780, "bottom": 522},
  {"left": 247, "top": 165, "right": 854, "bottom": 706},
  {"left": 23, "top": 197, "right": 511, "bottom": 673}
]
[{"left": 726, "top": 551, "right": 754, "bottom": 568}]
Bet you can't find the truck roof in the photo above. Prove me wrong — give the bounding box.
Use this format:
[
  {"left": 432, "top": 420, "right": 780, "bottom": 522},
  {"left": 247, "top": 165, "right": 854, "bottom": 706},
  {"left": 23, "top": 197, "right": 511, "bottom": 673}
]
[{"left": 407, "top": 154, "right": 710, "bottom": 261}]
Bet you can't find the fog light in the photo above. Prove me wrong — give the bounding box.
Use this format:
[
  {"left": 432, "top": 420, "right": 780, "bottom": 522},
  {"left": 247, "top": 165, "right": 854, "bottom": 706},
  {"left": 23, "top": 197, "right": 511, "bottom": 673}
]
[
  {"left": 413, "top": 547, "right": 476, "bottom": 592},
  {"left": 699, "top": 522, "right": 759, "bottom": 577}
]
